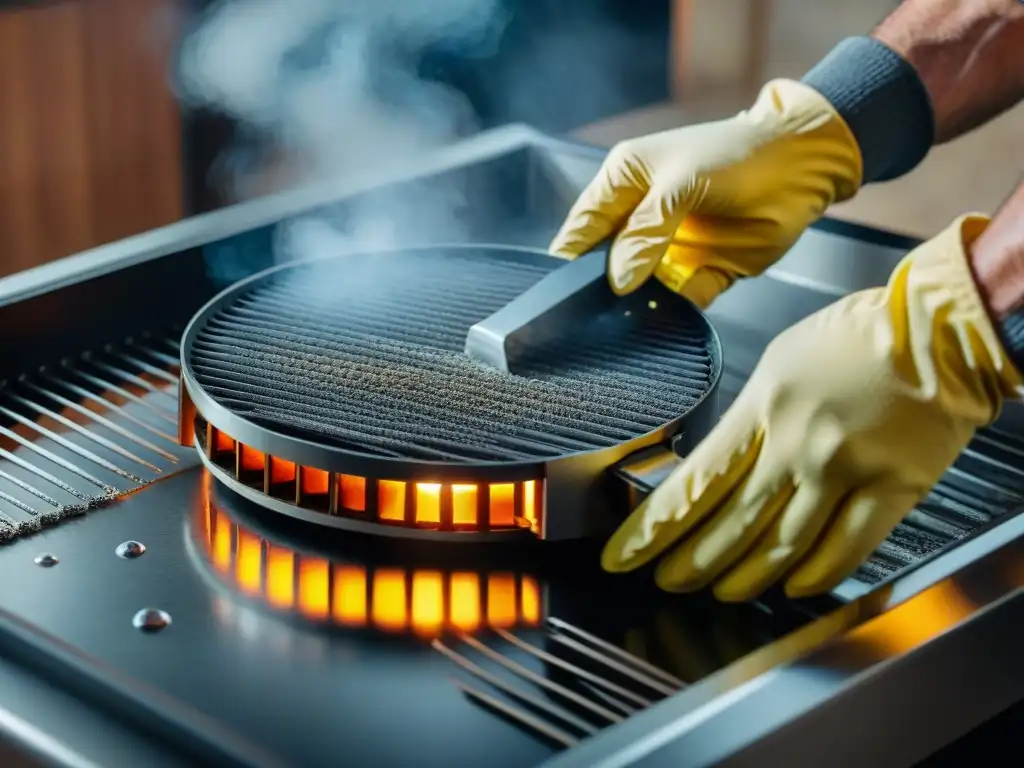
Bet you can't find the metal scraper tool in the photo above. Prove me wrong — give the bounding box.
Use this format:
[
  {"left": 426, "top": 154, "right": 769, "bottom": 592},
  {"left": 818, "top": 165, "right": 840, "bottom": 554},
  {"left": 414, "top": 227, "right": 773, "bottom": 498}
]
[{"left": 465, "top": 247, "right": 616, "bottom": 373}]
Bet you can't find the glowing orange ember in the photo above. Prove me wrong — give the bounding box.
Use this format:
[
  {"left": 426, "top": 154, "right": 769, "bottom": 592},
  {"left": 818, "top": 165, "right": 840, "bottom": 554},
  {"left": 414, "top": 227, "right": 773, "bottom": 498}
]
[
  {"left": 415, "top": 483, "right": 442, "bottom": 524},
  {"left": 213, "top": 430, "right": 235, "bottom": 453},
  {"left": 236, "top": 528, "right": 262, "bottom": 595},
  {"left": 196, "top": 498, "right": 544, "bottom": 637},
  {"left": 298, "top": 559, "right": 329, "bottom": 619},
  {"left": 202, "top": 425, "right": 544, "bottom": 534},
  {"left": 451, "top": 485, "right": 478, "bottom": 526},
  {"left": 489, "top": 483, "right": 515, "bottom": 527},
  {"left": 339, "top": 474, "right": 366, "bottom": 512},
  {"left": 269, "top": 457, "right": 296, "bottom": 485},
  {"left": 333, "top": 566, "right": 367, "bottom": 626},
  {"left": 265, "top": 545, "right": 294, "bottom": 608},
  {"left": 378, "top": 480, "right": 406, "bottom": 521},
  {"left": 301, "top": 467, "right": 330, "bottom": 495},
  {"left": 239, "top": 444, "right": 265, "bottom": 472},
  {"left": 372, "top": 569, "right": 407, "bottom": 630}
]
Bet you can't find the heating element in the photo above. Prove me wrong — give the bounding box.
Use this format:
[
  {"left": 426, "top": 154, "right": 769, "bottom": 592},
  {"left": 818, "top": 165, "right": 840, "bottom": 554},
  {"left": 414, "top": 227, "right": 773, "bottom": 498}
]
[{"left": 178, "top": 244, "right": 722, "bottom": 541}]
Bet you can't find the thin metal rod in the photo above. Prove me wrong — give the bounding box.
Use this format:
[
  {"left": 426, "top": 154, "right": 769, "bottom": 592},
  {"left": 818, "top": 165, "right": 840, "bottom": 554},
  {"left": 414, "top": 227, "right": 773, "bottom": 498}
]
[
  {"left": 431, "top": 639, "right": 597, "bottom": 736},
  {"left": 159, "top": 337, "right": 181, "bottom": 353},
  {"left": 547, "top": 617, "right": 686, "bottom": 689},
  {"left": 0, "top": 425, "right": 116, "bottom": 493},
  {"left": 546, "top": 633, "right": 679, "bottom": 699},
  {"left": 493, "top": 627, "right": 649, "bottom": 710},
  {"left": 576, "top": 679, "right": 637, "bottom": 717},
  {"left": 453, "top": 680, "right": 579, "bottom": 749},
  {"left": 456, "top": 633, "right": 623, "bottom": 724},
  {"left": 0, "top": 446, "right": 91, "bottom": 502},
  {"left": 0, "top": 488, "right": 37, "bottom": 518},
  {"left": 43, "top": 376, "right": 179, "bottom": 442},
  {"left": 112, "top": 351, "right": 179, "bottom": 386},
  {"left": 0, "top": 506, "right": 19, "bottom": 529},
  {"left": 127, "top": 343, "right": 180, "bottom": 369},
  {"left": 4, "top": 394, "right": 162, "bottom": 473},
  {"left": 22, "top": 383, "right": 178, "bottom": 462},
  {"left": 84, "top": 358, "right": 177, "bottom": 404},
  {"left": 0, "top": 468, "right": 60, "bottom": 509},
  {"left": 63, "top": 367, "right": 177, "bottom": 424},
  {"left": 0, "top": 405, "right": 145, "bottom": 485}
]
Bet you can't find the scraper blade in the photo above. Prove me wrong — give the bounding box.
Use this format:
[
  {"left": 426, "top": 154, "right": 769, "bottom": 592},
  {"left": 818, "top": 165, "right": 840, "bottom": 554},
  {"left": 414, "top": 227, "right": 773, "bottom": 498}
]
[{"left": 464, "top": 247, "right": 616, "bottom": 373}]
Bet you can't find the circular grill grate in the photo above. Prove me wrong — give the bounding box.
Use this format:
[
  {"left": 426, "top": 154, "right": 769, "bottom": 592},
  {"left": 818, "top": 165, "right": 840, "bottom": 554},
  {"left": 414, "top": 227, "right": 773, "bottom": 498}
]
[{"left": 186, "top": 247, "right": 718, "bottom": 463}]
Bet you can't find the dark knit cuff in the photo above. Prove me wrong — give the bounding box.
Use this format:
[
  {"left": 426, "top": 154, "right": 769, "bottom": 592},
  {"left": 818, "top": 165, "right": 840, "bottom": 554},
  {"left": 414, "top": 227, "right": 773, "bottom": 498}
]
[
  {"left": 998, "top": 312, "right": 1024, "bottom": 382},
  {"left": 802, "top": 36, "right": 935, "bottom": 184}
]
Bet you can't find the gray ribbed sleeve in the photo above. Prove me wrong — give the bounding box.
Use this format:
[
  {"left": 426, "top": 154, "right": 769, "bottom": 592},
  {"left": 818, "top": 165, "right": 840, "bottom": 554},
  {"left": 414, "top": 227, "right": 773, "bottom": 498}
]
[
  {"left": 802, "top": 37, "right": 935, "bottom": 184},
  {"left": 998, "top": 312, "right": 1024, "bottom": 383}
]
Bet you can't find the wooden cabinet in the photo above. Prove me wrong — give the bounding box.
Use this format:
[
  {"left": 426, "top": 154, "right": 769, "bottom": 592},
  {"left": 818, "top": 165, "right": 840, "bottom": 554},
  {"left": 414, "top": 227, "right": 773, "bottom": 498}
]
[{"left": 0, "top": 0, "right": 184, "bottom": 277}]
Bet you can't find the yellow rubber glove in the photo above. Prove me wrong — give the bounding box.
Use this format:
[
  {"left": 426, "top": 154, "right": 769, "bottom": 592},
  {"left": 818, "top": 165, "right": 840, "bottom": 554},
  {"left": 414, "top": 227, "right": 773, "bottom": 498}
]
[
  {"left": 549, "top": 80, "right": 863, "bottom": 307},
  {"left": 602, "top": 215, "right": 1024, "bottom": 600}
]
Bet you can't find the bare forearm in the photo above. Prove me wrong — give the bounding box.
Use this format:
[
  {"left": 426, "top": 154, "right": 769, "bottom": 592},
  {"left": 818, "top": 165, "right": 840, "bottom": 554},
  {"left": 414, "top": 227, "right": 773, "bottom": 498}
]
[
  {"left": 971, "top": 179, "right": 1024, "bottom": 322},
  {"left": 873, "top": 0, "right": 1024, "bottom": 143}
]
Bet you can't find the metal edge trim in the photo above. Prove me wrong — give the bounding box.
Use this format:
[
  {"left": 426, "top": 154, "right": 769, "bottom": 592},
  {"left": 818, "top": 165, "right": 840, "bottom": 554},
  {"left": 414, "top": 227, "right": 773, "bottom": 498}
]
[
  {"left": 0, "top": 704, "right": 102, "bottom": 768},
  {"left": 0, "top": 123, "right": 919, "bottom": 311},
  {"left": 0, "top": 124, "right": 549, "bottom": 308}
]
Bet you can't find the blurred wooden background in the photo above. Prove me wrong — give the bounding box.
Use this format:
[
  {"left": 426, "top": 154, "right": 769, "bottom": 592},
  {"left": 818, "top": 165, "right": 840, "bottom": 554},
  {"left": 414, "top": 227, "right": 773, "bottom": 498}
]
[{"left": 0, "top": 0, "right": 184, "bottom": 277}]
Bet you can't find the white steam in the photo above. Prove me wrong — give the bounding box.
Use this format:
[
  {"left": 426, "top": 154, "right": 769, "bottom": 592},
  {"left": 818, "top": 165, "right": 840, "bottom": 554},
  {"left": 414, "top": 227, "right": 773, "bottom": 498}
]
[{"left": 177, "top": 0, "right": 509, "bottom": 272}]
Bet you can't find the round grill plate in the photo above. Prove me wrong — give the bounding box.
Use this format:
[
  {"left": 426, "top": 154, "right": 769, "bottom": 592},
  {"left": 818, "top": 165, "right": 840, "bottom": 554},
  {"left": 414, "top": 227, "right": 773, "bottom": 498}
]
[{"left": 184, "top": 245, "right": 720, "bottom": 465}]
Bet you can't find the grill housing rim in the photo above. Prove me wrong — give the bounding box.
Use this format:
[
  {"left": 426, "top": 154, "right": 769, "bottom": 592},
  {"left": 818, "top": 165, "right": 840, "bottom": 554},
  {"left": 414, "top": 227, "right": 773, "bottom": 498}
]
[{"left": 179, "top": 243, "right": 723, "bottom": 541}]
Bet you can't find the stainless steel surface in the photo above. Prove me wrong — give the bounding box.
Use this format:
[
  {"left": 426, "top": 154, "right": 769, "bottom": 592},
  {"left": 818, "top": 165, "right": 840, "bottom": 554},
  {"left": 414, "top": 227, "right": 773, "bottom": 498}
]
[
  {"left": 465, "top": 247, "right": 615, "bottom": 373},
  {"left": 431, "top": 617, "right": 691, "bottom": 744},
  {"left": 0, "top": 125, "right": 1019, "bottom": 767},
  {"left": 0, "top": 467, "right": 794, "bottom": 767},
  {"left": 543, "top": 509, "right": 1024, "bottom": 767}
]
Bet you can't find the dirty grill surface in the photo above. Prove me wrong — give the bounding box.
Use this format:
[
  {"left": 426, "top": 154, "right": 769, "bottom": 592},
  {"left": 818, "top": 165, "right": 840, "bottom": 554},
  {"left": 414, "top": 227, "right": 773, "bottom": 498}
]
[{"left": 187, "top": 248, "right": 717, "bottom": 462}]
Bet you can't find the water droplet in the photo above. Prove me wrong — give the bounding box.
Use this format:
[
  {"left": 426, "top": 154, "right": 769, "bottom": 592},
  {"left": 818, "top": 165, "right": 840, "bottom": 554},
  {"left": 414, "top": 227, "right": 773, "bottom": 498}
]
[
  {"left": 116, "top": 540, "right": 146, "bottom": 559},
  {"left": 132, "top": 608, "right": 171, "bottom": 633},
  {"left": 647, "top": 300, "right": 658, "bottom": 310},
  {"left": 34, "top": 553, "right": 58, "bottom": 567}
]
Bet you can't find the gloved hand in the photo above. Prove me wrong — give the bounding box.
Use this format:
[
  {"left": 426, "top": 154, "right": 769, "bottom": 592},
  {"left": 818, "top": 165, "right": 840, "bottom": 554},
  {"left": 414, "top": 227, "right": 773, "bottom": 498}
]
[
  {"left": 549, "top": 80, "right": 863, "bottom": 308},
  {"left": 602, "top": 215, "right": 1023, "bottom": 600}
]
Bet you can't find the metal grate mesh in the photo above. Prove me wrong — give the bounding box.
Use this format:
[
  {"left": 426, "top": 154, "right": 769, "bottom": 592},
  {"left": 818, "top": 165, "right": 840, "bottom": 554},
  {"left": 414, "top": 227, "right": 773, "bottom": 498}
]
[
  {"left": 187, "top": 248, "right": 717, "bottom": 462},
  {"left": 0, "top": 334, "right": 197, "bottom": 541}
]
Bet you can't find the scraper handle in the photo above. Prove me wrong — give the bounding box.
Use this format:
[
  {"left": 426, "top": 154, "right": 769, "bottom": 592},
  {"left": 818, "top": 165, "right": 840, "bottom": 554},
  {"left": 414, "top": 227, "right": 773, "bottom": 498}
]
[{"left": 465, "top": 246, "right": 615, "bottom": 373}]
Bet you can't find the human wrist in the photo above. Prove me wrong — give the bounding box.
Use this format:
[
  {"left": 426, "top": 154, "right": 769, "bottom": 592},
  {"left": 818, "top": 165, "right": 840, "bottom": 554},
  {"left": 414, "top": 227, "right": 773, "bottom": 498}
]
[
  {"left": 801, "top": 37, "right": 933, "bottom": 184},
  {"left": 872, "top": 0, "right": 1024, "bottom": 143},
  {"left": 967, "top": 182, "right": 1024, "bottom": 383},
  {"left": 968, "top": 183, "right": 1024, "bottom": 323}
]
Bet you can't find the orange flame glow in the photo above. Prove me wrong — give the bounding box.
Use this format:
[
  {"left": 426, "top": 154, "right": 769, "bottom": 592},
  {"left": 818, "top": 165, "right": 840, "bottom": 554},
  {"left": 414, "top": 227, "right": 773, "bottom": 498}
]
[
  {"left": 203, "top": 425, "right": 545, "bottom": 533},
  {"left": 196, "top": 491, "right": 544, "bottom": 637}
]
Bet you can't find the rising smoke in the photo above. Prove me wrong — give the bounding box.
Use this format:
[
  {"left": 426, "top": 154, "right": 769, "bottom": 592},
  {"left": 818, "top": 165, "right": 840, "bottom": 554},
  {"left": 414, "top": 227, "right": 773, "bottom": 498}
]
[{"left": 177, "top": 0, "right": 510, "bottom": 280}]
